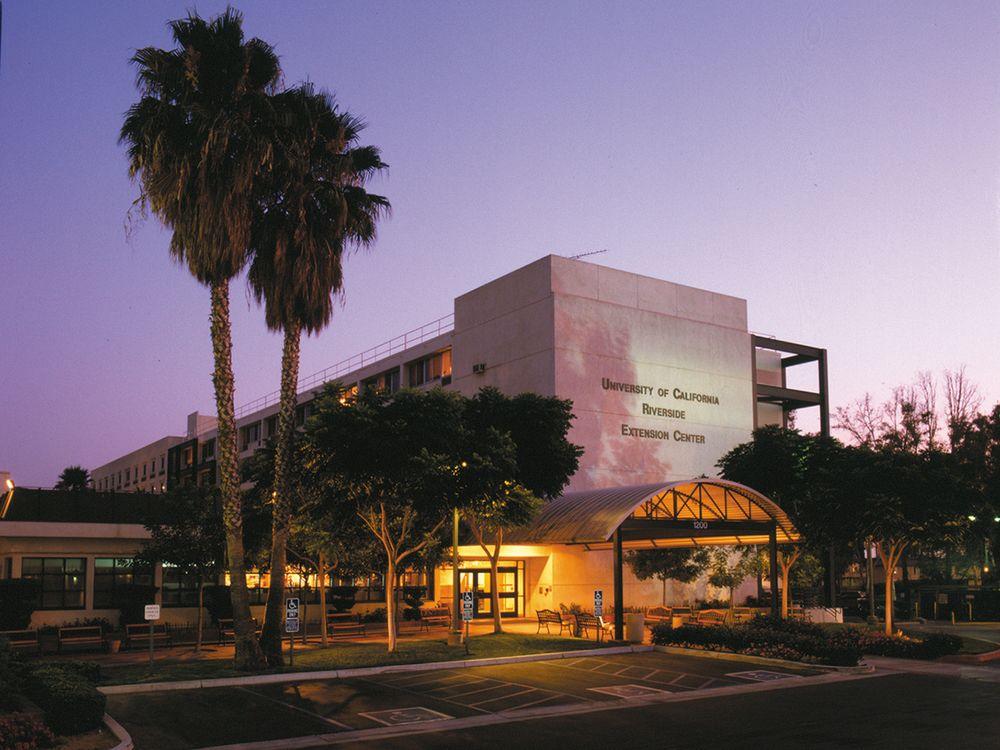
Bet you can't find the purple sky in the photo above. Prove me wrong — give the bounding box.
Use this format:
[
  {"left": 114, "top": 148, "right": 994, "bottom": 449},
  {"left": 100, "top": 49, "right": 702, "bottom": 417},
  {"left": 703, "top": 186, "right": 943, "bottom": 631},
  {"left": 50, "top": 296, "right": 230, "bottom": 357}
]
[{"left": 2, "top": 2, "right": 998, "bottom": 487}]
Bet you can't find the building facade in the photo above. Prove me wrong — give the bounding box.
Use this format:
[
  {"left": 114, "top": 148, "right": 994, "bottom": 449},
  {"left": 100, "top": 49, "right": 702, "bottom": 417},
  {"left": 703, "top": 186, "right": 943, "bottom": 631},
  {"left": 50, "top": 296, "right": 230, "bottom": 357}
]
[{"left": 15, "top": 255, "right": 827, "bottom": 627}]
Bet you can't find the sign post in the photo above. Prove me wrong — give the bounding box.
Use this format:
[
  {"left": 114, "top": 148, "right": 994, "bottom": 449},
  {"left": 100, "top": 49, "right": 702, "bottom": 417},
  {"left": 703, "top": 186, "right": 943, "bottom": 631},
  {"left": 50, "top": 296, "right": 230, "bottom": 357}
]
[
  {"left": 594, "top": 590, "right": 603, "bottom": 620},
  {"left": 144, "top": 604, "right": 160, "bottom": 666},
  {"left": 461, "top": 591, "right": 473, "bottom": 654},
  {"left": 285, "top": 598, "right": 300, "bottom": 666}
]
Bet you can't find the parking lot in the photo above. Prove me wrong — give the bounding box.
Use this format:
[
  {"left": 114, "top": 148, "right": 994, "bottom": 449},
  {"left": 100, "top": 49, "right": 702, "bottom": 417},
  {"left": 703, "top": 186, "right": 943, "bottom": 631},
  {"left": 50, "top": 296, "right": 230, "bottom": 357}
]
[{"left": 106, "top": 651, "right": 824, "bottom": 749}]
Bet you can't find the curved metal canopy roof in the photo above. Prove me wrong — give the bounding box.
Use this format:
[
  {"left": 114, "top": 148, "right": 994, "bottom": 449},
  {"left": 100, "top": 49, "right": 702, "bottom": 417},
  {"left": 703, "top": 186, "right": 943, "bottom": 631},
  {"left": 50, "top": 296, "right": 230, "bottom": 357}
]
[{"left": 507, "top": 478, "right": 799, "bottom": 550}]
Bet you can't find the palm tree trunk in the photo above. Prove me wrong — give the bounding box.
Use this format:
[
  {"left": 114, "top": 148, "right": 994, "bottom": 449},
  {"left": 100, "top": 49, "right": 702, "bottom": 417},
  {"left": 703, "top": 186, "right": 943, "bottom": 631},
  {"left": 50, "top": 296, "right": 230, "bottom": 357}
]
[
  {"left": 210, "top": 280, "right": 265, "bottom": 671},
  {"left": 261, "top": 322, "right": 302, "bottom": 666}
]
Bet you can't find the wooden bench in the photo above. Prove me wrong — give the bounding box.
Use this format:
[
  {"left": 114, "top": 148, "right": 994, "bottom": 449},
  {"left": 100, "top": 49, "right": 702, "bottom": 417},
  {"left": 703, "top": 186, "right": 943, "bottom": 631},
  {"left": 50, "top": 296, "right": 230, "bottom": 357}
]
[
  {"left": 419, "top": 606, "right": 451, "bottom": 632},
  {"left": 326, "top": 612, "right": 366, "bottom": 639},
  {"left": 0, "top": 629, "right": 40, "bottom": 654},
  {"left": 575, "top": 612, "right": 612, "bottom": 642},
  {"left": 694, "top": 609, "right": 727, "bottom": 626},
  {"left": 644, "top": 606, "right": 672, "bottom": 628},
  {"left": 535, "top": 609, "right": 572, "bottom": 635},
  {"left": 57, "top": 625, "right": 104, "bottom": 653},
  {"left": 125, "top": 623, "right": 172, "bottom": 649},
  {"left": 217, "top": 618, "right": 260, "bottom": 644}
]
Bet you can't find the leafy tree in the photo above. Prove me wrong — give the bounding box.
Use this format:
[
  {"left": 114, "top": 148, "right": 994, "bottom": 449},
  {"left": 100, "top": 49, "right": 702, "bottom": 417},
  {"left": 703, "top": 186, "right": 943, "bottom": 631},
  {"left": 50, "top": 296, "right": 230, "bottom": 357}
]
[
  {"left": 249, "top": 85, "right": 389, "bottom": 665},
  {"left": 707, "top": 548, "right": 756, "bottom": 614},
  {"left": 624, "top": 548, "right": 710, "bottom": 605},
  {"left": 54, "top": 466, "right": 90, "bottom": 492},
  {"left": 120, "top": 8, "right": 280, "bottom": 670},
  {"left": 461, "top": 388, "right": 581, "bottom": 633},
  {"left": 137, "top": 486, "right": 227, "bottom": 652},
  {"left": 304, "top": 386, "right": 470, "bottom": 652}
]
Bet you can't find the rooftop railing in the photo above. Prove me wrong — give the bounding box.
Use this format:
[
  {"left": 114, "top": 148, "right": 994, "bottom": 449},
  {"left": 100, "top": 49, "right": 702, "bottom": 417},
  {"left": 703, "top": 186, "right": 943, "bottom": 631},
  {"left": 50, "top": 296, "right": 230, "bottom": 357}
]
[{"left": 235, "top": 312, "right": 455, "bottom": 418}]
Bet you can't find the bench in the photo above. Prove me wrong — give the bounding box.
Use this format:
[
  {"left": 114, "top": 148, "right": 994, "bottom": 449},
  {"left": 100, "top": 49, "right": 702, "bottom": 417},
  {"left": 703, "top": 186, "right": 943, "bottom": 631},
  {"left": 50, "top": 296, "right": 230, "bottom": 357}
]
[
  {"left": 57, "top": 626, "right": 104, "bottom": 653},
  {"left": 788, "top": 606, "right": 808, "bottom": 621},
  {"left": 125, "top": 623, "right": 172, "bottom": 649},
  {"left": 217, "top": 618, "right": 260, "bottom": 644},
  {"left": 694, "top": 609, "right": 727, "bottom": 626},
  {"left": 0, "top": 629, "right": 40, "bottom": 654},
  {"left": 419, "top": 606, "right": 451, "bottom": 632},
  {"left": 326, "top": 612, "right": 366, "bottom": 639},
  {"left": 644, "top": 606, "right": 672, "bottom": 628},
  {"left": 575, "top": 612, "right": 612, "bottom": 642},
  {"left": 535, "top": 609, "right": 572, "bottom": 636}
]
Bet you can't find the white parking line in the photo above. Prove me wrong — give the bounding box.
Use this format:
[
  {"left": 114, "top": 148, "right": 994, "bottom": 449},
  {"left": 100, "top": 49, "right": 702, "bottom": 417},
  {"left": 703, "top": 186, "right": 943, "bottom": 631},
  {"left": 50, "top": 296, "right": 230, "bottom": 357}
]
[
  {"left": 469, "top": 688, "right": 538, "bottom": 707},
  {"left": 236, "top": 687, "right": 353, "bottom": 731}
]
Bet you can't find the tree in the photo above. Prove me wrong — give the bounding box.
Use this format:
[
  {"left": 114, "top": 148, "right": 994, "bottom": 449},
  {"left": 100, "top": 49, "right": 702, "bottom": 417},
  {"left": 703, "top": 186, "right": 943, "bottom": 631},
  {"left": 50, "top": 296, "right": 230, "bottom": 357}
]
[
  {"left": 55, "top": 466, "right": 90, "bottom": 492},
  {"left": 249, "top": 85, "right": 389, "bottom": 666},
  {"left": 944, "top": 367, "right": 982, "bottom": 449},
  {"left": 461, "top": 388, "right": 581, "bottom": 634},
  {"left": 624, "top": 548, "right": 710, "bottom": 605},
  {"left": 120, "top": 8, "right": 280, "bottom": 670},
  {"left": 707, "top": 548, "right": 756, "bottom": 614},
  {"left": 304, "top": 386, "right": 470, "bottom": 652},
  {"left": 137, "top": 486, "right": 227, "bottom": 652}
]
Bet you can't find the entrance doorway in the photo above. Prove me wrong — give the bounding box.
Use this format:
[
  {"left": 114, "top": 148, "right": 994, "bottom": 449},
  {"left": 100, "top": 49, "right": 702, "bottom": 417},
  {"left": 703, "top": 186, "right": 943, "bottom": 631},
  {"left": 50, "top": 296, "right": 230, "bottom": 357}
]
[{"left": 459, "top": 566, "right": 521, "bottom": 618}]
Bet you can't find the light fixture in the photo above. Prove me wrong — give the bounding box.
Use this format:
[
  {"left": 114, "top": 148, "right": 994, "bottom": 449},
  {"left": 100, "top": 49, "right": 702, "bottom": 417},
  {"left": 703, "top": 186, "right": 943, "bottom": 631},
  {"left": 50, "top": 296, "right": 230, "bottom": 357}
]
[{"left": 968, "top": 515, "right": 977, "bottom": 522}]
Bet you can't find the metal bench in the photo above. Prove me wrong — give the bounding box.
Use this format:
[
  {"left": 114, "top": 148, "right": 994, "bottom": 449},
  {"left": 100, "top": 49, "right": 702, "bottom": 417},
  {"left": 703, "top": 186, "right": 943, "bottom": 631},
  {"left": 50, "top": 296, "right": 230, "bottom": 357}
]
[
  {"left": 57, "top": 625, "right": 104, "bottom": 653},
  {"left": 125, "top": 623, "right": 172, "bottom": 649},
  {"left": 0, "top": 629, "right": 40, "bottom": 654},
  {"left": 419, "top": 606, "right": 451, "bottom": 631},
  {"left": 575, "top": 612, "right": 612, "bottom": 642},
  {"left": 326, "top": 612, "right": 366, "bottom": 639},
  {"left": 535, "top": 609, "right": 572, "bottom": 635}
]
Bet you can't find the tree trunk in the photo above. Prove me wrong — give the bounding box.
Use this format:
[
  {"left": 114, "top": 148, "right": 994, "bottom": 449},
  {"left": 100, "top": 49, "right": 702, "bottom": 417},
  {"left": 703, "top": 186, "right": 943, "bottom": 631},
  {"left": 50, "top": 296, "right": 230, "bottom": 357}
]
[
  {"left": 884, "top": 567, "right": 894, "bottom": 635},
  {"left": 386, "top": 559, "right": 397, "bottom": 652},
  {"left": 210, "top": 280, "right": 265, "bottom": 671},
  {"left": 261, "top": 323, "right": 302, "bottom": 666},
  {"left": 662, "top": 577, "right": 667, "bottom": 606},
  {"left": 319, "top": 554, "right": 328, "bottom": 647},
  {"left": 489, "top": 553, "right": 503, "bottom": 635},
  {"left": 196, "top": 578, "right": 204, "bottom": 654}
]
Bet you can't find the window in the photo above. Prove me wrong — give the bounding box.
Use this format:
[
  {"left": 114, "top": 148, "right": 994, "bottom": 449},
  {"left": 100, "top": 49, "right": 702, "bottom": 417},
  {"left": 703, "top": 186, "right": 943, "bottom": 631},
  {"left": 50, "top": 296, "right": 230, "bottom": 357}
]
[
  {"left": 240, "top": 422, "right": 261, "bottom": 451},
  {"left": 182, "top": 446, "right": 194, "bottom": 468},
  {"left": 159, "top": 455, "right": 165, "bottom": 475},
  {"left": 201, "top": 439, "right": 215, "bottom": 462},
  {"left": 407, "top": 350, "right": 452, "bottom": 387},
  {"left": 142, "top": 464, "right": 147, "bottom": 479},
  {"left": 21, "top": 558, "right": 86, "bottom": 610},
  {"left": 117, "top": 471, "right": 122, "bottom": 488},
  {"left": 363, "top": 368, "right": 400, "bottom": 395},
  {"left": 94, "top": 557, "right": 151, "bottom": 609},
  {"left": 162, "top": 565, "right": 199, "bottom": 607}
]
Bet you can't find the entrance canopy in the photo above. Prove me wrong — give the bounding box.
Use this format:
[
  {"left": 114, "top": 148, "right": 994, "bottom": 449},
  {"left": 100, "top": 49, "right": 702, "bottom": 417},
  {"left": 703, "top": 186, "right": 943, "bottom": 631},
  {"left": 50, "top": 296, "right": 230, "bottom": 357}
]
[{"left": 509, "top": 479, "right": 799, "bottom": 550}]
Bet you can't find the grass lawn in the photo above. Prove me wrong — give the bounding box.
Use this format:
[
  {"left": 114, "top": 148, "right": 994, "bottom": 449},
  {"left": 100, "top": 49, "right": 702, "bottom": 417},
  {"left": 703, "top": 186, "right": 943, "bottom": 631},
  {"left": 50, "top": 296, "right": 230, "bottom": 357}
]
[{"left": 100, "top": 633, "right": 611, "bottom": 686}]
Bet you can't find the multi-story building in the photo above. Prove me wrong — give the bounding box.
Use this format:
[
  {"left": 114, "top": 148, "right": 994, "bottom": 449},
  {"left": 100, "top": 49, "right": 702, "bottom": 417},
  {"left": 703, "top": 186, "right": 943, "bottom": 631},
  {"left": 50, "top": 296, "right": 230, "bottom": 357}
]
[{"left": 6, "top": 254, "right": 826, "bottom": 629}]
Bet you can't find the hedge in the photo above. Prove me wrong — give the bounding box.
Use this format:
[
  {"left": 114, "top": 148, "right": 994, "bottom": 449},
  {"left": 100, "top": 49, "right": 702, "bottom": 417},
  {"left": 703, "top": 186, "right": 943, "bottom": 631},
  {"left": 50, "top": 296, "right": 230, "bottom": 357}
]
[
  {"left": 0, "top": 712, "right": 56, "bottom": 750},
  {"left": 0, "top": 579, "right": 38, "bottom": 631},
  {"left": 25, "top": 665, "right": 106, "bottom": 735},
  {"left": 651, "top": 617, "right": 963, "bottom": 665}
]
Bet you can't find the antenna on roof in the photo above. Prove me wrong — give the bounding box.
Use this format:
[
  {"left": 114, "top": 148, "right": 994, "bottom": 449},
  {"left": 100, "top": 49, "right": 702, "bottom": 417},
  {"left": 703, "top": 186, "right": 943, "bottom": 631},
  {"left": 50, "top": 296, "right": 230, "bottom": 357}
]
[{"left": 567, "top": 249, "right": 608, "bottom": 260}]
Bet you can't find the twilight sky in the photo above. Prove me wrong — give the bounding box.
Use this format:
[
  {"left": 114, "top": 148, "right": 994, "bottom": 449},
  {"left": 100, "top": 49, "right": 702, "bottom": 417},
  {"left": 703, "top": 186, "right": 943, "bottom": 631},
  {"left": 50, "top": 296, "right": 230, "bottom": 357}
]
[{"left": 1, "top": 1, "right": 998, "bottom": 486}]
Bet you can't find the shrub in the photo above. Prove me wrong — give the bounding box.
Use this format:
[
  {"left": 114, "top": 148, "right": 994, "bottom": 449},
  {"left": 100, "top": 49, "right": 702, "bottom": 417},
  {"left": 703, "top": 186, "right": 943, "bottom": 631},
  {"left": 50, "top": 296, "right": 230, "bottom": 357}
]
[
  {"left": 328, "top": 585, "right": 358, "bottom": 613},
  {"left": 858, "top": 630, "right": 962, "bottom": 659},
  {"left": 204, "top": 585, "right": 233, "bottom": 624},
  {"left": 35, "top": 660, "right": 101, "bottom": 683},
  {"left": 0, "top": 579, "right": 38, "bottom": 631},
  {"left": 0, "top": 712, "right": 56, "bottom": 750},
  {"left": 25, "top": 666, "right": 106, "bottom": 735},
  {"left": 360, "top": 608, "right": 386, "bottom": 623}
]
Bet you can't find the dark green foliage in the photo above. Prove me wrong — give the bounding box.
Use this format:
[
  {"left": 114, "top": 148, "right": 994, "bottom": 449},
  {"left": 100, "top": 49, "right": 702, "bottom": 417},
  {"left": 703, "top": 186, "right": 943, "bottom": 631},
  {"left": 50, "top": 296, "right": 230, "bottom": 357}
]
[
  {"left": 857, "top": 630, "right": 962, "bottom": 659},
  {"left": 360, "top": 608, "right": 387, "bottom": 623},
  {"left": 0, "top": 713, "right": 56, "bottom": 749},
  {"left": 205, "top": 585, "right": 234, "bottom": 624},
  {"left": 651, "top": 617, "right": 862, "bottom": 666},
  {"left": 0, "top": 579, "right": 38, "bottom": 630},
  {"left": 625, "top": 548, "right": 710, "bottom": 584},
  {"left": 54, "top": 466, "right": 91, "bottom": 492},
  {"left": 113, "top": 583, "right": 159, "bottom": 626},
  {"left": 25, "top": 665, "right": 106, "bottom": 735},
  {"left": 35, "top": 660, "right": 101, "bottom": 683},
  {"left": 327, "top": 586, "right": 358, "bottom": 613}
]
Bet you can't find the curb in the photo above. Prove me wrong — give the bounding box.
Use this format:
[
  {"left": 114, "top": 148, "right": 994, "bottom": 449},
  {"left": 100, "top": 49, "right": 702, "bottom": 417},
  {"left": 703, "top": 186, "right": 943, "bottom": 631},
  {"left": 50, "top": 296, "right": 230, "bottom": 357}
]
[
  {"left": 103, "top": 713, "right": 135, "bottom": 750},
  {"left": 652, "top": 645, "right": 874, "bottom": 674},
  {"left": 99, "top": 644, "right": 651, "bottom": 695}
]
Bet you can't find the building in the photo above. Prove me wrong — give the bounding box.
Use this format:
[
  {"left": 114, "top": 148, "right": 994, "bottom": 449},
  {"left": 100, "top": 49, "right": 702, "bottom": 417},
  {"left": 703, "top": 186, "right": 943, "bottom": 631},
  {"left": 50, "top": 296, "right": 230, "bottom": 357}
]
[{"left": 3, "top": 256, "right": 827, "bottom": 629}]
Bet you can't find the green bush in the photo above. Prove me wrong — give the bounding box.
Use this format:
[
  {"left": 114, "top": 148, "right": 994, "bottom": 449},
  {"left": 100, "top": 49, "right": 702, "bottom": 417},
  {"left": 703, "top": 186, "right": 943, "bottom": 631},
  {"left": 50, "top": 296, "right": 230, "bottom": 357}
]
[
  {"left": 361, "top": 608, "right": 386, "bottom": 623},
  {"left": 25, "top": 665, "right": 106, "bottom": 735},
  {"left": 0, "top": 579, "right": 38, "bottom": 631},
  {"left": 205, "top": 585, "right": 233, "bottom": 624},
  {"left": 328, "top": 585, "right": 358, "bottom": 613},
  {"left": 859, "top": 630, "right": 962, "bottom": 659},
  {"left": 35, "top": 660, "right": 101, "bottom": 683},
  {"left": 0, "top": 712, "right": 56, "bottom": 750},
  {"left": 651, "top": 616, "right": 862, "bottom": 666}
]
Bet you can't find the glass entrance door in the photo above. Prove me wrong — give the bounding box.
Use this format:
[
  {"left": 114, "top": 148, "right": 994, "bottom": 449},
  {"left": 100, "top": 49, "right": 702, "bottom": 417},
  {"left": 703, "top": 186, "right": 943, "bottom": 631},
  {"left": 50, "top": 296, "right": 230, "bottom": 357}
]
[{"left": 459, "top": 568, "right": 520, "bottom": 618}]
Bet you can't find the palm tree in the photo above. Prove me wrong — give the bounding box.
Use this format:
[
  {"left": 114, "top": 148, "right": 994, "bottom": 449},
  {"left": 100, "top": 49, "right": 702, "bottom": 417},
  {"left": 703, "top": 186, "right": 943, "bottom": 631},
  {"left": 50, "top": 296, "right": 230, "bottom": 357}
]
[
  {"left": 119, "top": 8, "right": 279, "bottom": 671},
  {"left": 55, "top": 466, "right": 90, "bottom": 492},
  {"left": 249, "top": 85, "right": 389, "bottom": 665}
]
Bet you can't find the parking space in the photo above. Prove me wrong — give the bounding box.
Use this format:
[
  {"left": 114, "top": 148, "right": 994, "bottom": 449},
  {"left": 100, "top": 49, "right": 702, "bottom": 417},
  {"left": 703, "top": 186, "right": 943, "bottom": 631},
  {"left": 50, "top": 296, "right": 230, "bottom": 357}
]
[{"left": 106, "top": 650, "right": 823, "bottom": 749}]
